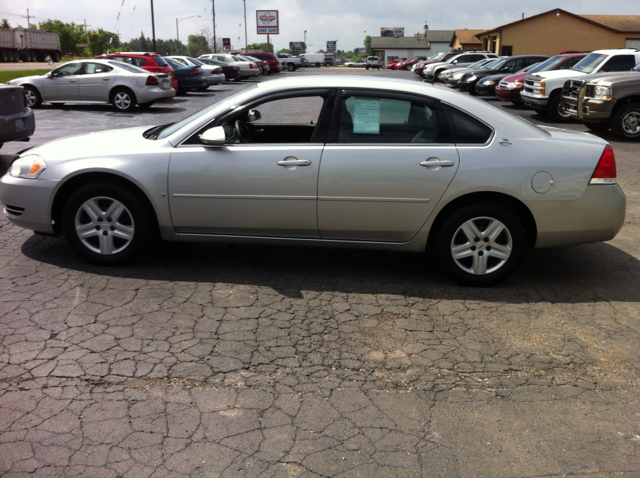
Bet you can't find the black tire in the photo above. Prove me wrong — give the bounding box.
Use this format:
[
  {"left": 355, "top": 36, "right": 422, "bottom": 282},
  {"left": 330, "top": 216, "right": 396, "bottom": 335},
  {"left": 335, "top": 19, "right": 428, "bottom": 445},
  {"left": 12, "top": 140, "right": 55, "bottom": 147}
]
[
  {"left": 584, "top": 122, "right": 610, "bottom": 133},
  {"left": 138, "top": 101, "right": 155, "bottom": 109},
  {"left": 366, "top": 66, "right": 369, "bottom": 70},
  {"left": 23, "top": 86, "right": 42, "bottom": 108},
  {"left": 61, "top": 182, "right": 153, "bottom": 266},
  {"left": 287, "top": 63, "right": 295, "bottom": 72},
  {"left": 611, "top": 103, "right": 640, "bottom": 141},
  {"left": 315, "top": 62, "right": 320, "bottom": 67},
  {"left": 111, "top": 87, "right": 136, "bottom": 112},
  {"left": 547, "top": 92, "right": 571, "bottom": 122},
  {"left": 433, "top": 203, "right": 527, "bottom": 287},
  {"left": 348, "top": 64, "right": 353, "bottom": 68}
]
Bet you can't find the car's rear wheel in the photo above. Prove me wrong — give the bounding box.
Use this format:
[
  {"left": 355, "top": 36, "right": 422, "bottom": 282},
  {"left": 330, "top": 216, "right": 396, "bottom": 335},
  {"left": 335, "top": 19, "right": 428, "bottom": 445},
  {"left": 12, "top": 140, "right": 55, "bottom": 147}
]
[
  {"left": 287, "top": 63, "right": 295, "bottom": 71},
  {"left": 434, "top": 203, "right": 526, "bottom": 286},
  {"left": 61, "top": 182, "right": 153, "bottom": 265},
  {"left": 611, "top": 103, "right": 640, "bottom": 141},
  {"left": 111, "top": 88, "right": 136, "bottom": 112},
  {"left": 23, "top": 86, "right": 42, "bottom": 108}
]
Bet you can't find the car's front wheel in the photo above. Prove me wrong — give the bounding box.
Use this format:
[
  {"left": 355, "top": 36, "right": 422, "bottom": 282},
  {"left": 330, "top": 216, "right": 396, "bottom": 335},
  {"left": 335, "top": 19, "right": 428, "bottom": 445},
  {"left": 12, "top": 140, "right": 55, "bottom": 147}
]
[
  {"left": 61, "top": 182, "right": 153, "bottom": 265},
  {"left": 434, "top": 203, "right": 527, "bottom": 286},
  {"left": 547, "top": 92, "right": 571, "bottom": 122},
  {"left": 111, "top": 88, "right": 136, "bottom": 112},
  {"left": 611, "top": 103, "right": 640, "bottom": 140}
]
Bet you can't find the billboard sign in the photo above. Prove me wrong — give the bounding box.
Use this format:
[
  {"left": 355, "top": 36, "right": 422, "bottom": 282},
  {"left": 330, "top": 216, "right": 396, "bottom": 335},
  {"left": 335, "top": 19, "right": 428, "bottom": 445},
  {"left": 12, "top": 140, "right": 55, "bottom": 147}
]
[
  {"left": 222, "top": 38, "right": 231, "bottom": 49},
  {"left": 380, "top": 27, "right": 405, "bottom": 37},
  {"left": 289, "top": 41, "right": 306, "bottom": 49},
  {"left": 257, "top": 10, "right": 279, "bottom": 34},
  {"left": 326, "top": 41, "right": 337, "bottom": 51}
]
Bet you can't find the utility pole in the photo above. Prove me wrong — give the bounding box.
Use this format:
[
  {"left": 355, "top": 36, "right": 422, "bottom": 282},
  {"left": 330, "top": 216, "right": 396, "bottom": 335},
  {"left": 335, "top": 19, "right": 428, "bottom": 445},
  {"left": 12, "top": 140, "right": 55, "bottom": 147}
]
[
  {"left": 20, "top": 9, "right": 34, "bottom": 28},
  {"left": 150, "top": 0, "right": 157, "bottom": 52},
  {"left": 243, "top": 0, "right": 248, "bottom": 53},
  {"left": 212, "top": 0, "right": 217, "bottom": 53},
  {"left": 84, "top": 19, "right": 91, "bottom": 45}
]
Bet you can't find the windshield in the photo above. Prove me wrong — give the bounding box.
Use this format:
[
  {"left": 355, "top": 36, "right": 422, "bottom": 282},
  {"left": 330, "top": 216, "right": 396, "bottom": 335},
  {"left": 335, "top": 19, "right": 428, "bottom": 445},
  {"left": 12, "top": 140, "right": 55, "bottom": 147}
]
[
  {"left": 572, "top": 53, "right": 607, "bottom": 73},
  {"left": 486, "top": 58, "right": 507, "bottom": 70},
  {"left": 480, "top": 60, "right": 500, "bottom": 69},
  {"left": 468, "top": 59, "right": 489, "bottom": 69},
  {"left": 157, "top": 85, "right": 260, "bottom": 140},
  {"left": 529, "top": 55, "right": 567, "bottom": 73}
]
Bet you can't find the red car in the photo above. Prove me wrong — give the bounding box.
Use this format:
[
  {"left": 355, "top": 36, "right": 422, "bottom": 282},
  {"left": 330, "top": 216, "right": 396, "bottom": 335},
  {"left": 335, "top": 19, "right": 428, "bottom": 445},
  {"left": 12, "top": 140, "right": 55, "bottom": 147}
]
[
  {"left": 244, "top": 50, "right": 281, "bottom": 74},
  {"left": 495, "top": 53, "right": 587, "bottom": 103},
  {"left": 95, "top": 52, "right": 179, "bottom": 90},
  {"left": 386, "top": 57, "right": 406, "bottom": 69}
]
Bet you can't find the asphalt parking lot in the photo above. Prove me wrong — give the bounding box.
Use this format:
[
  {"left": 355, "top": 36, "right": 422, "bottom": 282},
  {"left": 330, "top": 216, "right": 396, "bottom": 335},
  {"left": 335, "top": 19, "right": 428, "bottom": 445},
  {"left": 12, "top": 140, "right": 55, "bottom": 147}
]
[{"left": 1, "top": 67, "right": 639, "bottom": 477}]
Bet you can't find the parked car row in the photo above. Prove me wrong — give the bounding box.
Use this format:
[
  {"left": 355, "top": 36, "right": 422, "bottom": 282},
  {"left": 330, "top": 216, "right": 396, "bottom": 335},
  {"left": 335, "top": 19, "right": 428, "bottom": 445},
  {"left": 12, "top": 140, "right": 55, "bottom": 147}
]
[{"left": 407, "top": 47, "right": 640, "bottom": 139}]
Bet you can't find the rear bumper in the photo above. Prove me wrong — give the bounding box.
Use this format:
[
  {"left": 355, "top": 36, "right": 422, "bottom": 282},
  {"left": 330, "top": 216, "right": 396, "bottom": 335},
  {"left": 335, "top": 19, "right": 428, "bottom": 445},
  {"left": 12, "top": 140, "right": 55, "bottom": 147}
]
[{"left": 0, "top": 108, "right": 35, "bottom": 143}]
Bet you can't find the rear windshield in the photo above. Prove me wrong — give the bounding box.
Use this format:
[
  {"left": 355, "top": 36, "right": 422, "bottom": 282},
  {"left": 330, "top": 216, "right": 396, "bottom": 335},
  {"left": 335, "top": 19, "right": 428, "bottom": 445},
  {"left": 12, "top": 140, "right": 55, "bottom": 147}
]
[
  {"left": 187, "top": 57, "right": 204, "bottom": 66},
  {"left": 110, "top": 61, "right": 147, "bottom": 73},
  {"left": 153, "top": 56, "right": 169, "bottom": 66}
]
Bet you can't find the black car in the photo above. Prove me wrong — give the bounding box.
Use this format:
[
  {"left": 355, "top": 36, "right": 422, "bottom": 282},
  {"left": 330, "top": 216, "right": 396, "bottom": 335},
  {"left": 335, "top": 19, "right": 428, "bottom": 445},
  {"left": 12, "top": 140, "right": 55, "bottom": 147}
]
[
  {"left": 197, "top": 57, "right": 242, "bottom": 82},
  {"left": 474, "top": 62, "right": 541, "bottom": 96},
  {"left": 459, "top": 55, "right": 548, "bottom": 95}
]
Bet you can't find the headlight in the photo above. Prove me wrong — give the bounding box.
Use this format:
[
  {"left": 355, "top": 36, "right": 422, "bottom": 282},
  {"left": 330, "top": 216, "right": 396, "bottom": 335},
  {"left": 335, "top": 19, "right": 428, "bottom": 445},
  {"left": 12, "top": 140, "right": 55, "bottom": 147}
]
[
  {"left": 482, "top": 80, "right": 496, "bottom": 85},
  {"left": 466, "top": 75, "right": 476, "bottom": 81},
  {"left": 532, "top": 81, "right": 545, "bottom": 88},
  {"left": 506, "top": 81, "right": 523, "bottom": 88},
  {"left": 9, "top": 155, "right": 47, "bottom": 179},
  {"left": 424, "top": 65, "right": 434, "bottom": 71},
  {"left": 452, "top": 73, "right": 463, "bottom": 79},
  {"left": 592, "top": 85, "right": 611, "bottom": 100}
]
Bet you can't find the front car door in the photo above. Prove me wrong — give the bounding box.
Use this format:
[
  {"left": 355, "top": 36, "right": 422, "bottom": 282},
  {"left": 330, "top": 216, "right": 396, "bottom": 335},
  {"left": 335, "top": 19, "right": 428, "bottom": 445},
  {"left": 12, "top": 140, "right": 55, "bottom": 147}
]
[
  {"left": 317, "top": 90, "right": 459, "bottom": 242},
  {"left": 41, "top": 62, "right": 84, "bottom": 102},
  {"left": 167, "top": 90, "right": 334, "bottom": 238}
]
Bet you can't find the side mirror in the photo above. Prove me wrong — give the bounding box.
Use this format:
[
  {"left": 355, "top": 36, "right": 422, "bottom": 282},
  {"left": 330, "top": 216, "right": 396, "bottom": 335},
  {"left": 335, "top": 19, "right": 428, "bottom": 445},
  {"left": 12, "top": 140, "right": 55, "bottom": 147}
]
[
  {"left": 46, "top": 72, "right": 53, "bottom": 78},
  {"left": 452, "top": 60, "right": 458, "bottom": 64},
  {"left": 200, "top": 126, "right": 227, "bottom": 146},
  {"left": 247, "top": 109, "right": 261, "bottom": 122}
]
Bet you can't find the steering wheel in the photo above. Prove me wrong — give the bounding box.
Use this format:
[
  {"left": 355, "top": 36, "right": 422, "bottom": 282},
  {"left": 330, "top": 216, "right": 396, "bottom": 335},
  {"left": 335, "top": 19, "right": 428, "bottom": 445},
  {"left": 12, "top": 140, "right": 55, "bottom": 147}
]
[{"left": 234, "top": 120, "right": 254, "bottom": 143}]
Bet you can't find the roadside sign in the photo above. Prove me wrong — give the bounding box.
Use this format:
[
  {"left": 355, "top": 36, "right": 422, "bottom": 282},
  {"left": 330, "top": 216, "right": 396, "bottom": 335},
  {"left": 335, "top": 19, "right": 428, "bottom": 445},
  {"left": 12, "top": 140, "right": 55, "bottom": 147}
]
[
  {"left": 76, "top": 43, "right": 88, "bottom": 47},
  {"left": 223, "top": 38, "right": 231, "bottom": 49},
  {"left": 256, "top": 10, "right": 279, "bottom": 34},
  {"left": 326, "top": 41, "right": 336, "bottom": 51}
]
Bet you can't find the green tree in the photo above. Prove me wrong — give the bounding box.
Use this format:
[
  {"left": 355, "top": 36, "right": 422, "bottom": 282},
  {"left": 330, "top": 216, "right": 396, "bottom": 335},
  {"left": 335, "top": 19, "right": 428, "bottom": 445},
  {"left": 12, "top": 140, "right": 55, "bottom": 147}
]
[
  {"left": 365, "top": 35, "right": 372, "bottom": 56},
  {"left": 38, "top": 19, "right": 85, "bottom": 56},
  {"left": 1, "top": 19, "right": 10, "bottom": 29},
  {"left": 246, "top": 42, "right": 274, "bottom": 52},
  {"left": 187, "top": 34, "right": 211, "bottom": 57},
  {"left": 87, "top": 28, "right": 113, "bottom": 56}
]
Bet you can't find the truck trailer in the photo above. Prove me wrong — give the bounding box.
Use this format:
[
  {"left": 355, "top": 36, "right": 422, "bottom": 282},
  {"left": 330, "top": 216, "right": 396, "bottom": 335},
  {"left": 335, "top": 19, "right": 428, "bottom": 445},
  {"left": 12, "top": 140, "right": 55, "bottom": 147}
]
[{"left": 0, "top": 28, "right": 61, "bottom": 63}]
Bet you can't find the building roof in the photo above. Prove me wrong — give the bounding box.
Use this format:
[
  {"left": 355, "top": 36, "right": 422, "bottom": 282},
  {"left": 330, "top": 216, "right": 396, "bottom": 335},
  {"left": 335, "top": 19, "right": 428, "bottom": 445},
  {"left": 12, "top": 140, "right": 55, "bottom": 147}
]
[
  {"left": 451, "top": 29, "right": 483, "bottom": 46},
  {"left": 580, "top": 15, "right": 640, "bottom": 32},
  {"left": 478, "top": 8, "right": 640, "bottom": 36},
  {"left": 371, "top": 30, "right": 454, "bottom": 49}
]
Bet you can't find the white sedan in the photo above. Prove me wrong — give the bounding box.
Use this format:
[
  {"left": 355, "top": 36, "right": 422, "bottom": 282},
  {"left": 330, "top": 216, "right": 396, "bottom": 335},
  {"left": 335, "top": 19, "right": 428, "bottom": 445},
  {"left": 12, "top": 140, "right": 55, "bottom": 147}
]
[
  {"left": 198, "top": 54, "right": 261, "bottom": 80},
  {"left": 6, "top": 59, "right": 175, "bottom": 111},
  {"left": 0, "top": 76, "right": 625, "bottom": 286},
  {"left": 165, "top": 56, "right": 225, "bottom": 87}
]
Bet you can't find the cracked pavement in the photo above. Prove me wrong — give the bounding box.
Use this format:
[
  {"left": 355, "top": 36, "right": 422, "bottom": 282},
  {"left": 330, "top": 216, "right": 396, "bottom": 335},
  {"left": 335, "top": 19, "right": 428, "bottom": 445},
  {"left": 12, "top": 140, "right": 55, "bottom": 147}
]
[{"left": 1, "top": 69, "right": 639, "bottom": 477}]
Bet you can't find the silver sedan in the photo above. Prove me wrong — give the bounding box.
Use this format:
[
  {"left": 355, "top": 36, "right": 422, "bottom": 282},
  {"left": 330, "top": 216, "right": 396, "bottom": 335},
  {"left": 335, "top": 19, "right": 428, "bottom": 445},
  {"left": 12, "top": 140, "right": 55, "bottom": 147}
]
[
  {"left": 0, "top": 76, "right": 626, "bottom": 286},
  {"left": 6, "top": 59, "right": 175, "bottom": 111}
]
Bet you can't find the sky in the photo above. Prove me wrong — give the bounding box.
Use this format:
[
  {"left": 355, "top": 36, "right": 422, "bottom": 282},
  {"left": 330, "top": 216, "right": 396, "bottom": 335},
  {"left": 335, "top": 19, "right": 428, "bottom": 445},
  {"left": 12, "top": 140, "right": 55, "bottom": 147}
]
[{"left": 1, "top": 0, "right": 638, "bottom": 52}]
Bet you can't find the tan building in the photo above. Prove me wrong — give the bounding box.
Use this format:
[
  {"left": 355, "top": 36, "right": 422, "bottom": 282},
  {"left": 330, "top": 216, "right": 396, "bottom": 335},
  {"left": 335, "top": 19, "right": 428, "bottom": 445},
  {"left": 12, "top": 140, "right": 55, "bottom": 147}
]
[
  {"left": 476, "top": 8, "right": 640, "bottom": 57},
  {"left": 450, "top": 29, "right": 484, "bottom": 50}
]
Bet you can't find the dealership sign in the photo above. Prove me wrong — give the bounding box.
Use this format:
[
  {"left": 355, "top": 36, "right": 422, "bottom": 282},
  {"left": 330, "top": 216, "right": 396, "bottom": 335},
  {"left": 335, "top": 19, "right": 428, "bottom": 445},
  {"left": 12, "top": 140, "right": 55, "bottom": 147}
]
[{"left": 256, "top": 10, "right": 279, "bottom": 34}]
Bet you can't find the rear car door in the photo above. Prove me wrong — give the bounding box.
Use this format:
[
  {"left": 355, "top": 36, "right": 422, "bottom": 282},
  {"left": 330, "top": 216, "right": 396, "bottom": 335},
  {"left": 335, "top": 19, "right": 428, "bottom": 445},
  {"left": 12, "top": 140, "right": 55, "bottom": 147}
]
[
  {"left": 78, "top": 62, "right": 116, "bottom": 102},
  {"left": 317, "top": 90, "right": 459, "bottom": 242}
]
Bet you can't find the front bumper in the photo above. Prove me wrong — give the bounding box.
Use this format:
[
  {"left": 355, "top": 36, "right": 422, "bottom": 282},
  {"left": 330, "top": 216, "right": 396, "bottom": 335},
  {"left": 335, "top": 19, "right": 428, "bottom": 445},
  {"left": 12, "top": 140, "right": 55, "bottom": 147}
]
[
  {"left": 475, "top": 83, "right": 497, "bottom": 96},
  {"left": 495, "top": 87, "right": 522, "bottom": 102},
  {"left": 562, "top": 96, "right": 612, "bottom": 122},
  {"left": 0, "top": 174, "right": 58, "bottom": 234},
  {"left": 521, "top": 91, "right": 548, "bottom": 108}
]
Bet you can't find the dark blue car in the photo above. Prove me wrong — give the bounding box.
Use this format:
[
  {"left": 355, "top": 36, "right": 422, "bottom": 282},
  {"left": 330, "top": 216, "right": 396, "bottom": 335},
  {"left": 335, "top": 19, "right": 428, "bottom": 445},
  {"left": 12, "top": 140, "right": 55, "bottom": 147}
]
[{"left": 164, "top": 57, "right": 206, "bottom": 95}]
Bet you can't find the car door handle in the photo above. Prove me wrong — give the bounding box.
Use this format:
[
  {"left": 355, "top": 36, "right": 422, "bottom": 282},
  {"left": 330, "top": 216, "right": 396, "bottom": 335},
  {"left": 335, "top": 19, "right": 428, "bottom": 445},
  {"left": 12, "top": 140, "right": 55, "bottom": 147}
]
[
  {"left": 420, "top": 159, "right": 454, "bottom": 167},
  {"left": 103, "top": 78, "right": 111, "bottom": 81},
  {"left": 278, "top": 158, "right": 311, "bottom": 167}
]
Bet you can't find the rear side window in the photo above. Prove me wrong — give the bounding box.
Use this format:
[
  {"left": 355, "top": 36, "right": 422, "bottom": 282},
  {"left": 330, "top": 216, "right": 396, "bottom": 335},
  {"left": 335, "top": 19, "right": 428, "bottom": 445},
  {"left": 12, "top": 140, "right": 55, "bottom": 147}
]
[
  {"left": 153, "top": 56, "right": 168, "bottom": 66},
  {"left": 442, "top": 104, "right": 492, "bottom": 144},
  {"left": 601, "top": 55, "right": 636, "bottom": 72}
]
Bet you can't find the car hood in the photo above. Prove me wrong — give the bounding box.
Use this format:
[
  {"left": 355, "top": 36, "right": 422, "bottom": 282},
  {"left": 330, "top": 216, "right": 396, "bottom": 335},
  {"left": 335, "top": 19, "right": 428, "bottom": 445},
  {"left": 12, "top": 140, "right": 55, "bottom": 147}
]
[
  {"left": 20, "top": 126, "right": 157, "bottom": 162},
  {"left": 572, "top": 71, "right": 640, "bottom": 84},
  {"left": 8, "top": 74, "right": 47, "bottom": 85},
  {"left": 528, "top": 69, "right": 586, "bottom": 81}
]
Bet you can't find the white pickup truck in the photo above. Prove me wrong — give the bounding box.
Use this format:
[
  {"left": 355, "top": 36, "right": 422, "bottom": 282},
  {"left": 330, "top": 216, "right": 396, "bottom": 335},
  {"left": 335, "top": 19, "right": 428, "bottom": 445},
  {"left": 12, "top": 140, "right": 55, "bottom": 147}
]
[{"left": 520, "top": 49, "right": 640, "bottom": 121}]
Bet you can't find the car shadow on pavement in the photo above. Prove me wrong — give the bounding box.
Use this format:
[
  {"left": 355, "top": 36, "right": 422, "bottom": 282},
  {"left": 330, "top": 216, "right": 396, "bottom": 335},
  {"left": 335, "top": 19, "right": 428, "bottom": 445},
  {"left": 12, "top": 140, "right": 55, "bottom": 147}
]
[{"left": 18, "top": 234, "right": 640, "bottom": 304}]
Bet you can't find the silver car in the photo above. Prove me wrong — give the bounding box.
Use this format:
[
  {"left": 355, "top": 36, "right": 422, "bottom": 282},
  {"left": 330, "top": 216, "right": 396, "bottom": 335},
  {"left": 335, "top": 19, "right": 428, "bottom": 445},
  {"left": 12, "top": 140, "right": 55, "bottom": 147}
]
[
  {"left": 0, "top": 76, "right": 626, "bottom": 286},
  {"left": 165, "top": 56, "right": 225, "bottom": 87},
  {"left": 198, "top": 54, "right": 261, "bottom": 80},
  {"left": 6, "top": 59, "right": 175, "bottom": 111}
]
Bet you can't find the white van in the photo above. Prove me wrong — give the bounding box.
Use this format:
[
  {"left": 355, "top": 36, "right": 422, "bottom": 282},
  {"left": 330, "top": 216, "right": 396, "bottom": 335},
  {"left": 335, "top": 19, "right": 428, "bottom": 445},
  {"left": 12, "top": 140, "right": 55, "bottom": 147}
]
[{"left": 300, "top": 53, "right": 326, "bottom": 67}]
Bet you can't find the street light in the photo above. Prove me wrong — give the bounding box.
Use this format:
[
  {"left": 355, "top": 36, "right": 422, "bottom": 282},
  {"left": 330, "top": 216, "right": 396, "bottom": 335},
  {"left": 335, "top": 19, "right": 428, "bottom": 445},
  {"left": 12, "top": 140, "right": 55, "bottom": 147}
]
[
  {"left": 176, "top": 15, "right": 201, "bottom": 43},
  {"left": 243, "top": 0, "right": 248, "bottom": 53}
]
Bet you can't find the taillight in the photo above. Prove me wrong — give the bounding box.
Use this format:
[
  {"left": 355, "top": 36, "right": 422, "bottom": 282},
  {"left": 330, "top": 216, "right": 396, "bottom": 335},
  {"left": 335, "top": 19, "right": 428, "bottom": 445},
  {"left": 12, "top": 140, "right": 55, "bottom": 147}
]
[
  {"left": 249, "top": 63, "right": 254, "bottom": 69},
  {"left": 233, "top": 67, "right": 239, "bottom": 71},
  {"left": 146, "top": 75, "right": 159, "bottom": 85},
  {"left": 189, "top": 70, "right": 199, "bottom": 76},
  {"left": 590, "top": 144, "right": 616, "bottom": 184}
]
